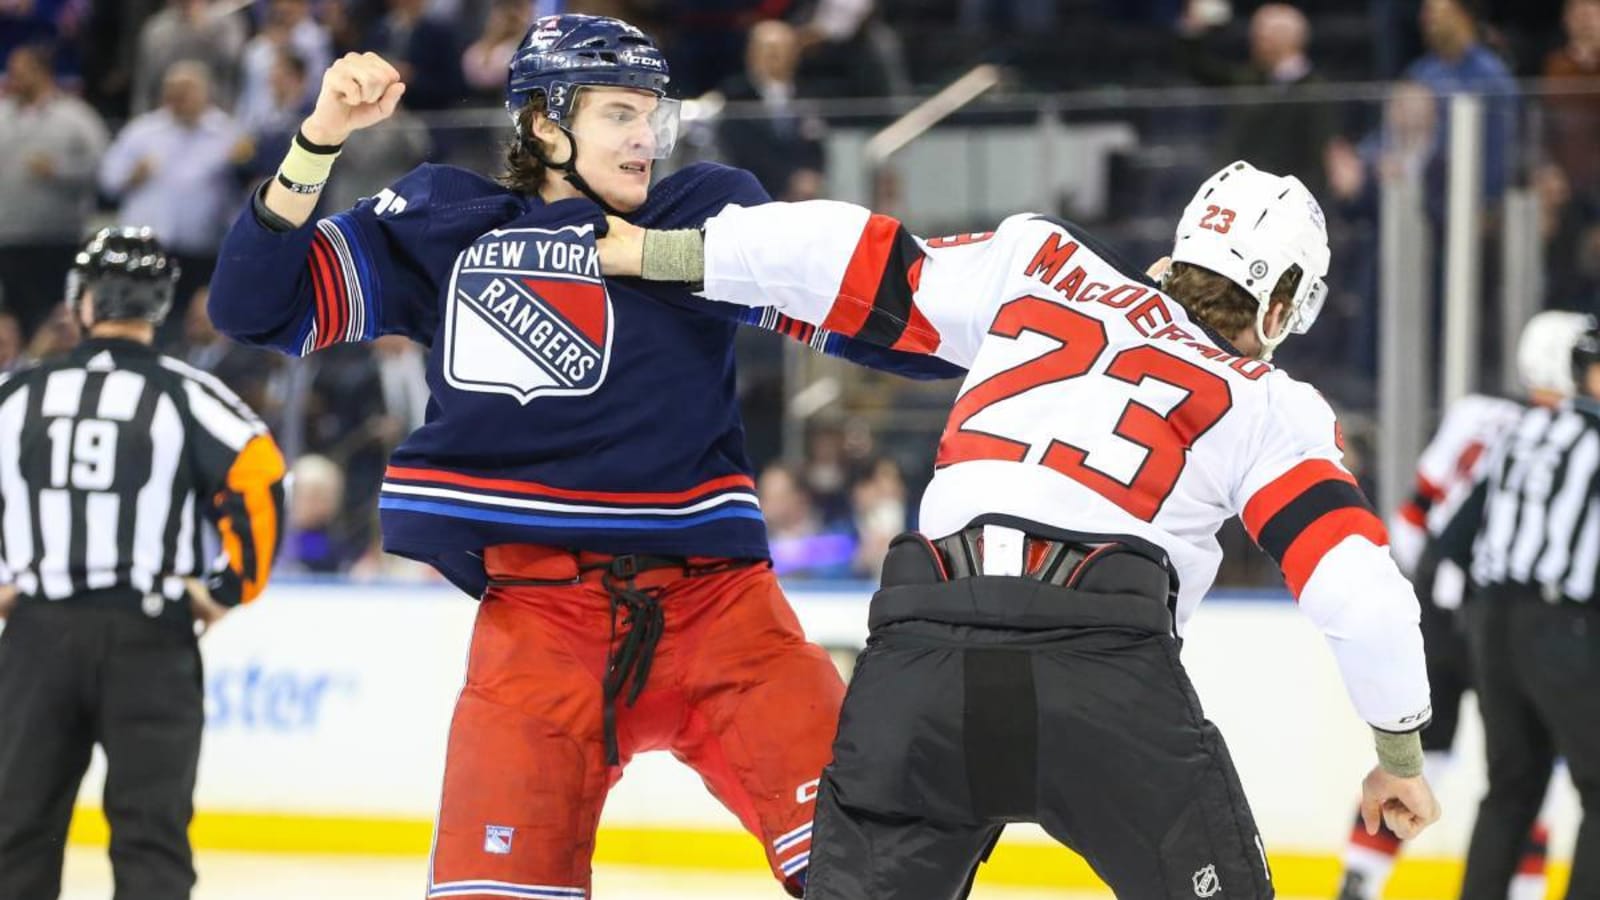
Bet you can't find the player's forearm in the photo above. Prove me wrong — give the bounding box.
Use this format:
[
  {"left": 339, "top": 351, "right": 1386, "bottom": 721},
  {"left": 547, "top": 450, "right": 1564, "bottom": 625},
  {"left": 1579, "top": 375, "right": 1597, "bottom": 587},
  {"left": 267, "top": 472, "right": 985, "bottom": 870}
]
[
  {"left": 1298, "top": 538, "right": 1433, "bottom": 751},
  {"left": 258, "top": 125, "right": 345, "bottom": 228}
]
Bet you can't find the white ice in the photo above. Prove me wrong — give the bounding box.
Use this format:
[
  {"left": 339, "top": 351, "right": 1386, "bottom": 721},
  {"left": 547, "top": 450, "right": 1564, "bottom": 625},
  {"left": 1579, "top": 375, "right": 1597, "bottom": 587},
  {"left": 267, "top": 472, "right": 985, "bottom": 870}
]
[{"left": 60, "top": 849, "right": 1329, "bottom": 899}]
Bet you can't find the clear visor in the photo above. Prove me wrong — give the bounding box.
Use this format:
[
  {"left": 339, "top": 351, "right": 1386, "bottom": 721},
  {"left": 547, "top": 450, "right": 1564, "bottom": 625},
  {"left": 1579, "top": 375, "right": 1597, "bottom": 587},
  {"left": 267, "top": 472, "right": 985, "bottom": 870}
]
[
  {"left": 564, "top": 87, "right": 681, "bottom": 161},
  {"left": 1288, "top": 277, "right": 1328, "bottom": 335}
]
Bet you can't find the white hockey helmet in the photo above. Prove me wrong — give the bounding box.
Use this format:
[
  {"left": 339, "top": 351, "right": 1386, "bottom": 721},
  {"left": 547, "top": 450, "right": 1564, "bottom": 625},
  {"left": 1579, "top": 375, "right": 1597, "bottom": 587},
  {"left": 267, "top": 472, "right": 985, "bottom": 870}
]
[
  {"left": 1170, "top": 161, "right": 1331, "bottom": 360},
  {"left": 1516, "top": 310, "right": 1595, "bottom": 397}
]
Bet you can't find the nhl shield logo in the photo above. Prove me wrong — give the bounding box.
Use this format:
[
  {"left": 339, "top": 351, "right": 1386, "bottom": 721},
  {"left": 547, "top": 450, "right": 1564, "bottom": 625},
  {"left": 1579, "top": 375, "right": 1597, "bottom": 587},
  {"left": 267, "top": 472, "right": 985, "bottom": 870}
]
[
  {"left": 1192, "top": 864, "right": 1221, "bottom": 898},
  {"left": 443, "top": 225, "right": 613, "bottom": 405}
]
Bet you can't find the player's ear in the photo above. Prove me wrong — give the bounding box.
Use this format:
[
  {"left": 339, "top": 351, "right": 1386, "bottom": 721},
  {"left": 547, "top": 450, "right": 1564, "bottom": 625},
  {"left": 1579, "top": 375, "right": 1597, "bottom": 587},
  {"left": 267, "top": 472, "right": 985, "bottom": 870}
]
[
  {"left": 529, "top": 114, "right": 568, "bottom": 164},
  {"left": 1264, "top": 296, "right": 1293, "bottom": 341}
]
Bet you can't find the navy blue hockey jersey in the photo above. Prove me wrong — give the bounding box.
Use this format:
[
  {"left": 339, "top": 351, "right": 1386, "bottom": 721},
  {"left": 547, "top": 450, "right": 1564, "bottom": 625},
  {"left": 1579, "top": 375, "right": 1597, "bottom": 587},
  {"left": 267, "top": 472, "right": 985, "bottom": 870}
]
[{"left": 208, "top": 163, "right": 959, "bottom": 595}]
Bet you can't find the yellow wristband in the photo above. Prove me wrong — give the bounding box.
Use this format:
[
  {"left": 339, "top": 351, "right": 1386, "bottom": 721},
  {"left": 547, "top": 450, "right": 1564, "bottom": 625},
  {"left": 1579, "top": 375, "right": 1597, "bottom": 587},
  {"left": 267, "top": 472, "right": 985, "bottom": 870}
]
[{"left": 276, "top": 129, "right": 342, "bottom": 193}]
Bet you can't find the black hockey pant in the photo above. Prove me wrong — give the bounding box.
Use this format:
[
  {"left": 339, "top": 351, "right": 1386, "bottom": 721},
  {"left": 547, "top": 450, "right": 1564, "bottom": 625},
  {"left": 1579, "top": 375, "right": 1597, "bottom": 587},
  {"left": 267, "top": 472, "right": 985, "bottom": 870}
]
[{"left": 805, "top": 536, "right": 1274, "bottom": 900}]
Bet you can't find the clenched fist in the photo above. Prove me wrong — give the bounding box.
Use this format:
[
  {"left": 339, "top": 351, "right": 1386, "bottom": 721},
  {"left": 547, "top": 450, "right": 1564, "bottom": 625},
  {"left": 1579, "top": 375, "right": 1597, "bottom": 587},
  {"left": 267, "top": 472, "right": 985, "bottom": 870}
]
[
  {"left": 302, "top": 52, "right": 406, "bottom": 146},
  {"left": 1360, "top": 766, "right": 1441, "bottom": 841}
]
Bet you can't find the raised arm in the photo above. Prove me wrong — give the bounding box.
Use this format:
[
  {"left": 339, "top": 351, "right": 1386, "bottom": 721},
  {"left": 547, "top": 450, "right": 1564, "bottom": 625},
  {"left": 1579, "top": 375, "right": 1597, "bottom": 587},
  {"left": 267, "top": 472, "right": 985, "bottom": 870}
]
[{"left": 208, "top": 53, "right": 432, "bottom": 355}]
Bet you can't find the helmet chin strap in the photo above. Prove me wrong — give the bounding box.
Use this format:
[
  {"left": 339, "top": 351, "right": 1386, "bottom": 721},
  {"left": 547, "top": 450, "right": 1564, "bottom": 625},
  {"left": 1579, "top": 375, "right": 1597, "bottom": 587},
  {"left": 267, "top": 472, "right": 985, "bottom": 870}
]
[{"left": 527, "top": 127, "right": 626, "bottom": 217}]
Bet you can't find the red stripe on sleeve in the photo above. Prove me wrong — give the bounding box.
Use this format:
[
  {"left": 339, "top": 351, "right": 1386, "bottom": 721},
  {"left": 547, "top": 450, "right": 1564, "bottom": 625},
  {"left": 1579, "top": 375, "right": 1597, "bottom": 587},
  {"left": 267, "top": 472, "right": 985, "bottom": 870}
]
[
  {"left": 1241, "top": 459, "right": 1357, "bottom": 538},
  {"left": 1279, "top": 507, "right": 1389, "bottom": 598},
  {"left": 1416, "top": 473, "right": 1445, "bottom": 504},
  {"left": 892, "top": 302, "right": 942, "bottom": 354},
  {"left": 308, "top": 235, "right": 346, "bottom": 350},
  {"left": 820, "top": 213, "right": 901, "bottom": 338}
]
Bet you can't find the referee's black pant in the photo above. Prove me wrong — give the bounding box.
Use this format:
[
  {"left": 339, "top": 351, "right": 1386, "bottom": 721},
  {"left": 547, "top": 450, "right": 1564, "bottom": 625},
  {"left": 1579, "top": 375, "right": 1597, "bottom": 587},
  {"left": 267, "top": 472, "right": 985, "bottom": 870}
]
[
  {"left": 1461, "top": 590, "right": 1600, "bottom": 900},
  {"left": 805, "top": 536, "right": 1273, "bottom": 900},
  {"left": 0, "top": 598, "right": 204, "bottom": 900}
]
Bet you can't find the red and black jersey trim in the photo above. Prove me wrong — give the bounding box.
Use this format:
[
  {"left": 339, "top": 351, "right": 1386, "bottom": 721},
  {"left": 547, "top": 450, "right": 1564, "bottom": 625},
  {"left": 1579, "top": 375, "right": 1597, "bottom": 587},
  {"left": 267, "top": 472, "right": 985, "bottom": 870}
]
[
  {"left": 1243, "top": 459, "right": 1389, "bottom": 597},
  {"left": 822, "top": 213, "right": 941, "bottom": 354}
]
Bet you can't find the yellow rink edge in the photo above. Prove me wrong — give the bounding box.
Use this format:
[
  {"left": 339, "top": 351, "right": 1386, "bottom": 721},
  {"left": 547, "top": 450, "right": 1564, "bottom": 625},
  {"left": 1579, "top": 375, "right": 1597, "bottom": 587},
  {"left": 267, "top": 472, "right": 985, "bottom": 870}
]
[{"left": 67, "top": 808, "right": 1570, "bottom": 897}]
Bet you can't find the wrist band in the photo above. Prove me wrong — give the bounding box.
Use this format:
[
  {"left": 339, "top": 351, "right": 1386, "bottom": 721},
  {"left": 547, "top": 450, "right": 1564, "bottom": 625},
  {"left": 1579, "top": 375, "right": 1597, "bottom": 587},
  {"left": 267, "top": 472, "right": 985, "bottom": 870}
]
[
  {"left": 1373, "top": 727, "right": 1424, "bottom": 778},
  {"left": 276, "top": 127, "right": 343, "bottom": 194},
  {"left": 640, "top": 228, "right": 706, "bottom": 282}
]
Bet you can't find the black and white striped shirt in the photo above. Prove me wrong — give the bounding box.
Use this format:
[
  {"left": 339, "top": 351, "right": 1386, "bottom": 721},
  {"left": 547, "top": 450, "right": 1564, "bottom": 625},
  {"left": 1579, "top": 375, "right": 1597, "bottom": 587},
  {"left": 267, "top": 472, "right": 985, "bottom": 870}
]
[
  {"left": 0, "top": 337, "right": 287, "bottom": 607},
  {"left": 1467, "top": 401, "right": 1600, "bottom": 603}
]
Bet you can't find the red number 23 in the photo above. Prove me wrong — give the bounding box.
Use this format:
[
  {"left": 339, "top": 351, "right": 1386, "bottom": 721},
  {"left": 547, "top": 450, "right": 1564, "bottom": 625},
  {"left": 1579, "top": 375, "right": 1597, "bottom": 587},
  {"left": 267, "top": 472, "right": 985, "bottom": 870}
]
[{"left": 934, "top": 297, "right": 1233, "bottom": 522}]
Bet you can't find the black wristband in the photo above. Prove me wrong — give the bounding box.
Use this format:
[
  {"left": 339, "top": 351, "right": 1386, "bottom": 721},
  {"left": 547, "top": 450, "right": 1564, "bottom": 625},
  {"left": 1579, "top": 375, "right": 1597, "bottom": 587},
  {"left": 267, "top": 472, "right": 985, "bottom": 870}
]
[
  {"left": 276, "top": 171, "right": 327, "bottom": 195},
  {"left": 294, "top": 127, "right": 344, "bottom": 155}
]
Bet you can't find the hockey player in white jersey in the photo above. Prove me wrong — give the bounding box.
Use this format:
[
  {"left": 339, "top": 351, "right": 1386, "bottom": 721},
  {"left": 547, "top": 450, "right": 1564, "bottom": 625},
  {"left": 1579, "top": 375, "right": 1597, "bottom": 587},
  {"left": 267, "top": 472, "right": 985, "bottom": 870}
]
[
  {"left": 1333, "top": 312, "right": 1587, "bottom": 900},
  {"left": 599, "top": 161, "right": 1439, "bottom": 898}
]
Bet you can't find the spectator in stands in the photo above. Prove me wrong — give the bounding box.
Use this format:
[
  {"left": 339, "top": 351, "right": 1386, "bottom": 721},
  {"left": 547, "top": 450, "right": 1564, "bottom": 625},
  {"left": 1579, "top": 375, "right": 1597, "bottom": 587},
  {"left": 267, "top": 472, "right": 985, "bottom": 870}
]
[
  {"left": 1177, "top": 2, "right": 1337, "bottom": 195},
  {"left": 759, "top": 463, "right": 856, "bottom": 579},
  {"left": 797, "top": 0, "right": 910, "bottom": 97},
  {"left": 237, "top": 0, "right": 331, "bottom": 130},
  {"left": 299, "top": 343, "right": 391, "bottom": 560},
  {"left": 100, "top": 61, "right": 251, "bottom": 336},
  {"left": 0, "top": 0, "right": 81, "bottom": 77},
  {"left": 320, "top": 0, "right": 366, "bottom": 57},
  {"left": 241, "top": 49, "right": 314, "bottom": 181},
  {"left": 1326, "top": 79, "right": 1441, "bottom": 212},
  {"left": 0, "top": 43, "right": 108, "bottom": 337},
  {"left": 461, "top": 0, "right": 531, "bottom": 99},
  {"left": 1325, "top": 80, "right": 1440, "bottom": 376},
  {"left": 716, "top": 20, "right": 827, "bottom": 201},
  {"left": 178, "top": 287, "right": 285, "bottom": 425},
  {"left": 131, "top": 0, "right": 247, "bottom": 114},
  {"left": 375, "top": 334, "right": 429, "bottom": 436},
  {"left": 286, "top": 454, "right": 368, "bottom": 573},
  {"left": 849, "top": 456, "right": 906, "bottom": 580},
  {"left": 77, "top": 0, "right": 165, "bottom": 118},
  {"left": 363, "top": 0, "right": 463, "bottom": 111},
  {"left": 1544, "top": 0, "right": 1600, "bottom": 199},
  {"left": 1404, "top": 0, "right": 1519, "bottom": 206}
]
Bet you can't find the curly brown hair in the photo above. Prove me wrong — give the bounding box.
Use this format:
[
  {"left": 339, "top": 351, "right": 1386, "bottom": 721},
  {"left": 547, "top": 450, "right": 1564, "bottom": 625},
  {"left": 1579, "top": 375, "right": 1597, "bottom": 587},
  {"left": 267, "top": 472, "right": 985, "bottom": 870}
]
[
  {"left": 1163, "top": 262, "right": 1302, "bottom": 343},
  {"left": 500, "top": 96, "right": 552, "bottom": 195}
]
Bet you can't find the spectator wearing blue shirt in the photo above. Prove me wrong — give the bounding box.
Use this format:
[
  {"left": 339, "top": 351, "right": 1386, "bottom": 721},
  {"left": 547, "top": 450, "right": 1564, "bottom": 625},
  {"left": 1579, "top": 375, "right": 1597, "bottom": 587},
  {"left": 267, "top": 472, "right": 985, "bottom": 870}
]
[{"left": 1404, "top": 0, "right": 1520, "bottom": 209}]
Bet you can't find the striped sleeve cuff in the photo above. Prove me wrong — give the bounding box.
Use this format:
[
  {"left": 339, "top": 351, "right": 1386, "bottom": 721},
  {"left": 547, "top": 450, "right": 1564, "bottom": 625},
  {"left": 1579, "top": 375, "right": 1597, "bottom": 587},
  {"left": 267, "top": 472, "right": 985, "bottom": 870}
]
[
  {"left": 821, "top": 213, "right": 941, "bottom": 354},
  {"left": 304, "top": 214, "right": 379, "bottom": 353}
]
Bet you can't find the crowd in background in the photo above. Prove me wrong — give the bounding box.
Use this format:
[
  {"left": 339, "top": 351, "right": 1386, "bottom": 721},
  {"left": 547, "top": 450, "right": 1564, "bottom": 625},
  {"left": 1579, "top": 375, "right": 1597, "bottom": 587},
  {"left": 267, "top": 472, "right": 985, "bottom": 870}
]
[{"left": 1, "top": 0, "right": 1597, "bottom": 582}]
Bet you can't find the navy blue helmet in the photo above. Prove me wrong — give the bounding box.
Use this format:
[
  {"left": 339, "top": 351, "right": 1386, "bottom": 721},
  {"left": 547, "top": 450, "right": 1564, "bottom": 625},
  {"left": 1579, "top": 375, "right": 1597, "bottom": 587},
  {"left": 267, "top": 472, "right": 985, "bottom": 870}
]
[{"left": 504, "top": 14, "right": 671, "bottom": 126}]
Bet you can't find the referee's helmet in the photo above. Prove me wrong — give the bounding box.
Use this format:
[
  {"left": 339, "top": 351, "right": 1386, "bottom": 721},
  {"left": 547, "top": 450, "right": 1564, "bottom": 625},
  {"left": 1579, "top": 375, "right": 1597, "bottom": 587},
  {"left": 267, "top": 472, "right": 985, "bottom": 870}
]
[{"left": 66, "top": 227, "right": 180, "bottom": 326}]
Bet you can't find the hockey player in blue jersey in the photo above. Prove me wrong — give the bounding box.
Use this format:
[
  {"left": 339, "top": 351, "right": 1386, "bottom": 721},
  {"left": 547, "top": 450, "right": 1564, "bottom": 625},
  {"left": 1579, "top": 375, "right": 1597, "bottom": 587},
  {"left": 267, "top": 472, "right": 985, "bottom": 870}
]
[{"left": 207, "top": 17, "right": 958, "bottom": 899}]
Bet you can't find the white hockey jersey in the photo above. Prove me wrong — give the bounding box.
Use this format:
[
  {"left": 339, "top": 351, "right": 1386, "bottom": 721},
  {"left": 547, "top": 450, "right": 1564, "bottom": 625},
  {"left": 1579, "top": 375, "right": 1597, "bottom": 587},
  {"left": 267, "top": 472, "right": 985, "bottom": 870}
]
[
  {"left": 698, "top": 201, "right": 1430, "bottom": 731},
  {"left": 1389, "top": 394, "right": 1522, "bottom": 610},
  {"left": 1389, "top": 394, "right": 1522, "bottom": 567}
]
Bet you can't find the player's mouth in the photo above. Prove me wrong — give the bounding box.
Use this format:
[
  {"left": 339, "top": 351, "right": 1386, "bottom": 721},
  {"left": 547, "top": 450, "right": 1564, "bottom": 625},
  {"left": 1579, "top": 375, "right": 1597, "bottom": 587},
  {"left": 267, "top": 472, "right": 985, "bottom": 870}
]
[{"left": 620, "top": 160, "right": 650, "bottom": 177}]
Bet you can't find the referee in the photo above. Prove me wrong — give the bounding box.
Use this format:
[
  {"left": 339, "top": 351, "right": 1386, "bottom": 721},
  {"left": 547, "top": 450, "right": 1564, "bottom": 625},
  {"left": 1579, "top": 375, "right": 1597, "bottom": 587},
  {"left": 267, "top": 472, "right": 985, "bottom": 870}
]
[
  {"left": 1440, "top": 315, "right": 1600, "bottom": 899},
  {"left": 0, "top": 228, "right": 287, "bottom": 900}
]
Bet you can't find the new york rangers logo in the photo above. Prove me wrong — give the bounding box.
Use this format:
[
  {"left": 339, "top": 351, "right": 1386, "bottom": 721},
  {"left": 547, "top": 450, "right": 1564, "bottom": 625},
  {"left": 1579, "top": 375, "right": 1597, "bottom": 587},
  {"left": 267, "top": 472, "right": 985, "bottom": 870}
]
[{"left": 443, "top": 225, "right": 613, "bottom": 404}]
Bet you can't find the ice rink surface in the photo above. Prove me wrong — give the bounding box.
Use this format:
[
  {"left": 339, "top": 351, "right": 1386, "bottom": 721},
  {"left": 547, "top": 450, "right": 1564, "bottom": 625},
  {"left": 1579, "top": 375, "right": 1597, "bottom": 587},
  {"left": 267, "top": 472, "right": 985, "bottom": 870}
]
[{"left": 60, "top": 849, "right": 1330, "bottom": 899}]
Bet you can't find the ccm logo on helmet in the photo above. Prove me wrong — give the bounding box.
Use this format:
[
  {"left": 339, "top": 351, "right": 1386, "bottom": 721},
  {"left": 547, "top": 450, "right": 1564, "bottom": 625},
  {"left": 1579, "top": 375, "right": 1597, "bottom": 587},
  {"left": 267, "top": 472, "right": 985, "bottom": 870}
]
[{"left": 620, "top": 52, "right": 665, "bottom": 69}]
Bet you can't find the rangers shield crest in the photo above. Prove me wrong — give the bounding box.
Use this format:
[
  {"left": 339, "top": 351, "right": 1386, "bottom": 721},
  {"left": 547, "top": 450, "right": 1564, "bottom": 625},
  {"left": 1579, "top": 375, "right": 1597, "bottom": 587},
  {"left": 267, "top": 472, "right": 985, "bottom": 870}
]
[{"left": 443, "top": 224, "right": 613, "bottom": 404}]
